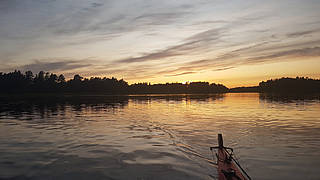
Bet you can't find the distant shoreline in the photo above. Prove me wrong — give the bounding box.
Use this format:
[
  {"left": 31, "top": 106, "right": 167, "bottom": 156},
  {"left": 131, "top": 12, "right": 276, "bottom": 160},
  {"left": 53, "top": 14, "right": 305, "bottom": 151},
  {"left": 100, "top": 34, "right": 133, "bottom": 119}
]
[
  {"left": 1, "top": 70, "right": 319, "bottom": 95},
  {"left": 1, "top": 92, "right": 319, "bottom": 98}
]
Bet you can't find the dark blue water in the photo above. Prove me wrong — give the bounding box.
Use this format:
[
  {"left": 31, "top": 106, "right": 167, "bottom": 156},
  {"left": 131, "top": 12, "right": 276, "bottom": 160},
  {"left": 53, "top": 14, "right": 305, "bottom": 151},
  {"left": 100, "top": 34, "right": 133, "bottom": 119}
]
[{"left": 0, "top": 93, "right": 319, "bottom": 180}]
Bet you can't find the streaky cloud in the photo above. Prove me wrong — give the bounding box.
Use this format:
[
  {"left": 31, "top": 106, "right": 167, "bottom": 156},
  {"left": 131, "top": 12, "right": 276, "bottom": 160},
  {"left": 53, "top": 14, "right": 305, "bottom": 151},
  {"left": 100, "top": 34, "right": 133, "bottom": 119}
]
[
  {"left": 165, "top": 71, "right": 196, "bottom": 77},
  {"left": 133, "top": 12, "right": 189, "bottom": 26},
  {"left": 116, "top": 49, "right": 180, "bottom": 64},
  {"left": 154, "top": 46, "right": 320, "bottom": 78},
  {"left": 113, "top": 13, "right": 274, "bottom": 65},
  {"left": 115, "top": 28, "right": 223, "bottom": 64},
  {"left": 247, "top": 47, "right": 320, "bottom": 62},
  {"left": 17, "top": 59, "right": 92, "bottom": 73},
  {"left": 213, "top": 67, "right": 235, "bottom": 71},
  {"left": 287, "top": 29, "right": 319, "bottom": 38},
  {"left": 91, "top": 2, "right": 104, "bottom": 8}
]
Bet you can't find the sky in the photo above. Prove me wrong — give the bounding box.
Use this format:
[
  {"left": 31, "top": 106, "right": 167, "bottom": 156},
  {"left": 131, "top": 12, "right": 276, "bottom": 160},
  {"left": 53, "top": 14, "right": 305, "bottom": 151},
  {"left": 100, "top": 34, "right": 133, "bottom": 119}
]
[{"left": 0, "top": 0, "right": 320, "bottom": 87}]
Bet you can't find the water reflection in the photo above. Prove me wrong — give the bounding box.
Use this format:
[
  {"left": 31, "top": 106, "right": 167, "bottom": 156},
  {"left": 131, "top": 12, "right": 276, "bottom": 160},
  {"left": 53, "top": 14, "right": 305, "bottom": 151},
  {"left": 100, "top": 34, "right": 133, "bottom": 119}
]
[
  {"left": 0, "top": 95, "right": 130, "bottom": 119},
  {"left": 0, "top": 93, "right": 320, "bottom": 180},
  {"left": 259, "top": 93, "right": 320, "bottom": 103},
  {"left": 0, "top": 94, "right": 226, "bottom": 180},
  {"left": 129, "top": 94, "right": 225, "bottom": 103},
  {"left": 0, "top": 94, "right": 225, "bottom": 119}
]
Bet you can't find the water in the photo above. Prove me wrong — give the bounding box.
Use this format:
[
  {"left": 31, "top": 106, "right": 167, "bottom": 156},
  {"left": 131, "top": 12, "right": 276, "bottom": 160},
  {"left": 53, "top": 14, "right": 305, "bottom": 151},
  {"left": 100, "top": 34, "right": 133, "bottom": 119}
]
[{"left": 0, "top": 93, "right": 319, "bottom": 180}]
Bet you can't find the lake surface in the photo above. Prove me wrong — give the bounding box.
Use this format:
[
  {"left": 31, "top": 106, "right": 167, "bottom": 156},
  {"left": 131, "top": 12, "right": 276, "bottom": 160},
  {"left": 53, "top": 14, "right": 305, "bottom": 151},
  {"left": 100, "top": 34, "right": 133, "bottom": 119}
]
[{"left": 0, "top": 93, "right": 320, "bottom": 180}]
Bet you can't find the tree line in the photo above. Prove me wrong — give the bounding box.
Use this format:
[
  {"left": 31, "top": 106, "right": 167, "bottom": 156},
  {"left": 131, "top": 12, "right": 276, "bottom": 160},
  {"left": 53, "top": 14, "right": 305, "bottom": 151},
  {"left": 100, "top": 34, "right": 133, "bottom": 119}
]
[
  {"left": 0, "top": 70, "right": 228, "bottom": 94},
  {"left": 1, "top": 70, "right": 318, "bottom": 94},
  {"left": 259, "top": 77, "right": 320, "bottom": 93}
]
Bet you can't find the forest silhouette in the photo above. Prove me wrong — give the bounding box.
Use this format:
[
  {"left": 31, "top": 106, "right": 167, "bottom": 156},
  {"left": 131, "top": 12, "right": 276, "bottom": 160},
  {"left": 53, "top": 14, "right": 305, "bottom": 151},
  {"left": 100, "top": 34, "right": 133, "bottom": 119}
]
[
  {"left": 0, "top": 70, "right": 319, "bottom": 94},
  {"left": 0, "top": 70, "right": 227, "bottom": 94},
  {"left": 259, "top": 77, "right": 320, "bottom": 93}
]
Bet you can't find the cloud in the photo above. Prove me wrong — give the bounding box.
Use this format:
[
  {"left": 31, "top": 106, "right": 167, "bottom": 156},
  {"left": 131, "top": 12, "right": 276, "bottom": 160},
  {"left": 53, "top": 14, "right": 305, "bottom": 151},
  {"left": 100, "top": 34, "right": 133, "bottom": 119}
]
[
  {"left": 165, "top": 71, "right": 196, "bottom": 77},
  {"left": 0, "top": 0, "right": 193, "bottom": 45},
  {"left": 115, "top": 27, "right": 224, "bottom": 63},
  {"left": 17, "top": 59, "right": 92, "bottom": 73},
  {"left": 159, "top": 59, "right": 235, "bottom": 75},
  {"left": 113, "top": 13, "right": 275, "bottom": 65},
  {"left": 91, "top": 2, "right": 104, "bottom": 8},
  {"left": 246, "top": 47, "right": 320, "bottom": 63},
  {"left": 133, "top": 12, "right": 189, "bottom": 26},
  {"left": 213, "top": 67, "right": 235, "bottom": 71},
  {"left": 151, "top": 46, "right": 320, "bottom": 78},
  {"left": 116, "top": 49, "right": 180, "bottom": 64},
  {"left": 191, "top": 20, "right": 227, "bottom": 26},
  {"left": 43, "top": 1, "right": 192, "bottom": 38},
  {"left": 287, "top": 30, "right": 319, "bottom": 38}
]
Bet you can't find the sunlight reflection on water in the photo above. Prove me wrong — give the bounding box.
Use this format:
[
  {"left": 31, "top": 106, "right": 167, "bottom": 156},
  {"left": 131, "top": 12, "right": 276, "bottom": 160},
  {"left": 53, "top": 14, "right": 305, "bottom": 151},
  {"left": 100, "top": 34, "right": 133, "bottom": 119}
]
[{"left": 0, "top": 93, "right": 319, "bottom": 180}]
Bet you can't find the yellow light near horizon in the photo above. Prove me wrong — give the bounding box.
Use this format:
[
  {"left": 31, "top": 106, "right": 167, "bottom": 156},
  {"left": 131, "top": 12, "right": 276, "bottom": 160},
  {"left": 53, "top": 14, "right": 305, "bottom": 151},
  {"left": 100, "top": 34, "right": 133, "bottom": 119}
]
[
  {"left": 181, "top": 81, "right": 191, "bottom": 84},
  {"left": 209, "top": 58, "right": 320, "bottom": 87},
  {"left": 126, "top": 57, "right": 320, "bottom": 88}
]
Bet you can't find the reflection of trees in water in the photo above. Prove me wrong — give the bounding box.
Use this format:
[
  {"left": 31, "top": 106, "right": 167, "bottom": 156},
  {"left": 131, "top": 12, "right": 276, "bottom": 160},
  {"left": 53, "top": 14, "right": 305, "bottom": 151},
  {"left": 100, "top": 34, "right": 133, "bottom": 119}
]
[
  {"left": 0, "top": 95, "right": 130, "bottom": 119},
  {"left": 0, "top": 94, "right": 226, "bottom": 119},
  {"left": 259, "top": 93, "right": 320, "bottom": 103},
  {"left": 129, "top": 94, "right": 225, "bottom": 104}
]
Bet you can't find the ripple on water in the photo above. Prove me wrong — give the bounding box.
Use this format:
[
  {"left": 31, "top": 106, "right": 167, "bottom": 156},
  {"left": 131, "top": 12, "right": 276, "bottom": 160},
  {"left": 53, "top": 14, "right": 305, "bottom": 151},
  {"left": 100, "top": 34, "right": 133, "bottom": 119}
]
[{"left": 1, "top": 93, "right": 320, "bottom": 180}]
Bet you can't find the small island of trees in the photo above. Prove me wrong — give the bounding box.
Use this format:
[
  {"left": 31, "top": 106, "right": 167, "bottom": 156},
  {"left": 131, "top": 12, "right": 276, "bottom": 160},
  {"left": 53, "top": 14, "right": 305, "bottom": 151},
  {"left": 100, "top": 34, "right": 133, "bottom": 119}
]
[{"left": 259, "top": 77, "right": 320, "bottom": 93}]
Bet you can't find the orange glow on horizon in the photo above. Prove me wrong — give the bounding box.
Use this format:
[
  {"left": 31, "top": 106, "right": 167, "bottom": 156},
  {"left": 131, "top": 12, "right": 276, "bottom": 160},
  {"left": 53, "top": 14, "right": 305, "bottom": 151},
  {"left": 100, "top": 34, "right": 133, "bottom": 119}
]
[{"left": 123, "top": 58, "right": 320, "bottom": 88}]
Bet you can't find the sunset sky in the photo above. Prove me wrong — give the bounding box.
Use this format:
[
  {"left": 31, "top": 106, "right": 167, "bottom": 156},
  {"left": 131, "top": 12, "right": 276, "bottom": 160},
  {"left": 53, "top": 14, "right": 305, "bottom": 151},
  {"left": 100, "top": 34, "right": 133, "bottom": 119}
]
[{"left": 0, "top": 0, "right": 319, "bottom": 87}]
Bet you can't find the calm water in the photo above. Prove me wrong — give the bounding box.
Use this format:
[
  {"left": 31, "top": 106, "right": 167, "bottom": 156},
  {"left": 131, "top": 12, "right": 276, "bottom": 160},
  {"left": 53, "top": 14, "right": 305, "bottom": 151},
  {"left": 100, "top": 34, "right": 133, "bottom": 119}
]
[{"left": 0, "top": 93, "right": 320, "bottom": 180}]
